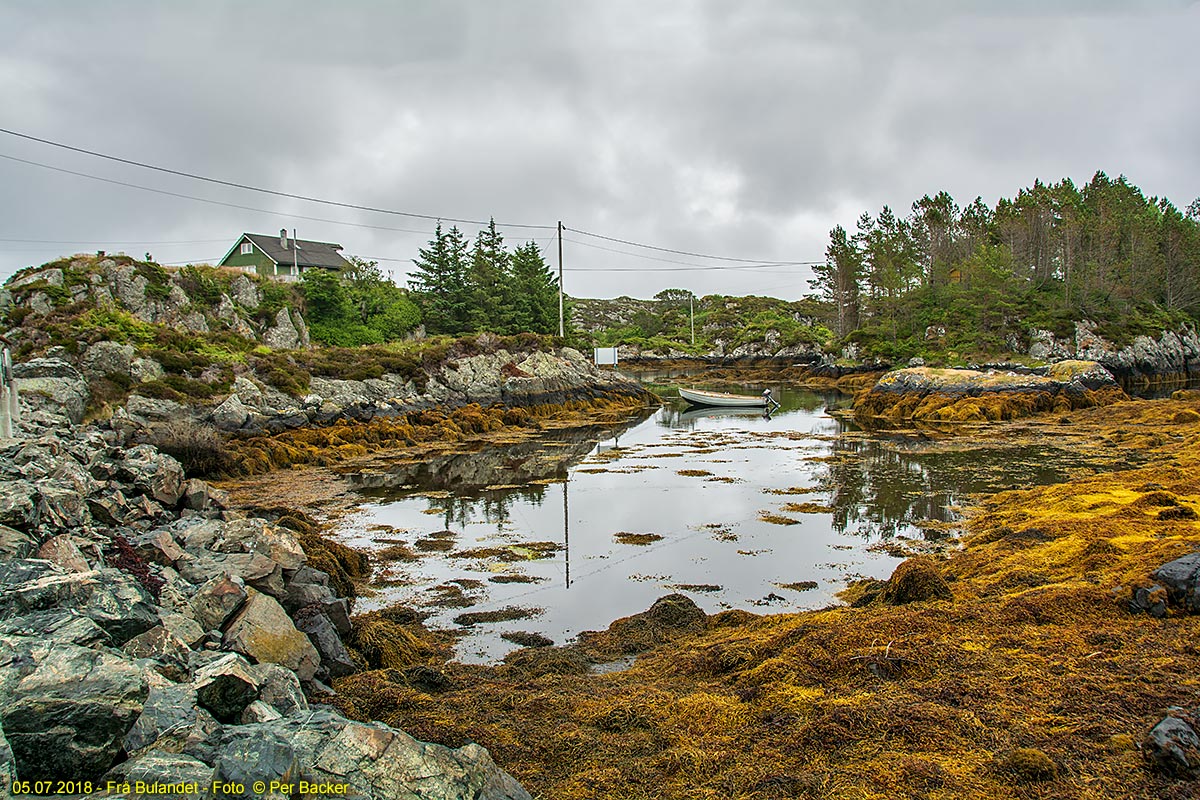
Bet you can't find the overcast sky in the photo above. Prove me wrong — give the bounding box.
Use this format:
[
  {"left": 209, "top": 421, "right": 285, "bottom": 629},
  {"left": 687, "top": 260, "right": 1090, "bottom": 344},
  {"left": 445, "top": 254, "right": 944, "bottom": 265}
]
[{"left": 1, "top": 1, "right": 1197, "bottom": 299}]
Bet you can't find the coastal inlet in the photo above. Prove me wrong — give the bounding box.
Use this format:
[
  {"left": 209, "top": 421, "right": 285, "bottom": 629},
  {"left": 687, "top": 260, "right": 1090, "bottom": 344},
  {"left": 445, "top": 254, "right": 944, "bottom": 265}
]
[{"left": 332, "top": 378, "right": 1125, "bottom": 663}]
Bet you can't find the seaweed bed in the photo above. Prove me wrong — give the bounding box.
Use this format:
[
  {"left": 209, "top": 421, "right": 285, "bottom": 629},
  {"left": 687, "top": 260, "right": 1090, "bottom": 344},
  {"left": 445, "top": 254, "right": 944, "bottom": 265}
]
[{"left": 322, "top": 395, "right": 1200, "bottom": 799}]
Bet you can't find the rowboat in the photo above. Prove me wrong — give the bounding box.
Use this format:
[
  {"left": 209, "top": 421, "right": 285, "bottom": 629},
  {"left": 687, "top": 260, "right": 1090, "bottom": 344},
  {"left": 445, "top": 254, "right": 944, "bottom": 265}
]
[{"left": 678, "top": 387, "right": 773, "bottom": 408}]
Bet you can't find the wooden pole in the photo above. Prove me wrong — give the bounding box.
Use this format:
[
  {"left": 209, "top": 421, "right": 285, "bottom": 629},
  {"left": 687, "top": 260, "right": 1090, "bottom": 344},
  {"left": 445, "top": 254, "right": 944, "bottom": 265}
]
[
  {"left": 690, "top": 293, "right": 695, "bottom": 346},
  {"left": 557, "top": 221, "right": 564, "bottom": 338}
]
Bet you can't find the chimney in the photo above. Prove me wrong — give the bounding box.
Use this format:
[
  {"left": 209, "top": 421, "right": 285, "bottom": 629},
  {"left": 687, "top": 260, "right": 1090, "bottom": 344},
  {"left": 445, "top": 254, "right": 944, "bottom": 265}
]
[{"left": 280, "top": 228, "right": 288, "bottom": 248}]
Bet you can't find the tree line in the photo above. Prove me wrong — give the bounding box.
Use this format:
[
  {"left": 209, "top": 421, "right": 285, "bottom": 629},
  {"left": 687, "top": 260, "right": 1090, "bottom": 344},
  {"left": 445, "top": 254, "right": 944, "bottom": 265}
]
[
  {"left": 811, "top": 172, "right": 1200, "bottom": 357},
  {"left": 299, "top": 220, "right": 563, "bottom": 346},
  {"left": 407, "top": 219, "right": 562, "bottom": 336}
]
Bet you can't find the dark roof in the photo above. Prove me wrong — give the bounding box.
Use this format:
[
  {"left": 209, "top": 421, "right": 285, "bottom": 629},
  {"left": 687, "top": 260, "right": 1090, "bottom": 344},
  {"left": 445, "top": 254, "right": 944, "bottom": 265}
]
[{"left": 241, "top": 233, "right": 351, "bottom": 270}]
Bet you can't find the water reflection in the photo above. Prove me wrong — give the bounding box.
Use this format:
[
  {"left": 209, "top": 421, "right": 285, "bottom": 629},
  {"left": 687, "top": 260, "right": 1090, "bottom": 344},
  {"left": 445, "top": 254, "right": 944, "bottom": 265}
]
[{"left": 333, "top": 379, "right": 1121, "bottom": 663}]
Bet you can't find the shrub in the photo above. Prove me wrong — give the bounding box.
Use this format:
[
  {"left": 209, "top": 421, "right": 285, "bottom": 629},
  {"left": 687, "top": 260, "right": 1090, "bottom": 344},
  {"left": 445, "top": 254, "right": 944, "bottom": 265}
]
[{"left": 144, "top": 419, "right": 234, "bottom": 477}]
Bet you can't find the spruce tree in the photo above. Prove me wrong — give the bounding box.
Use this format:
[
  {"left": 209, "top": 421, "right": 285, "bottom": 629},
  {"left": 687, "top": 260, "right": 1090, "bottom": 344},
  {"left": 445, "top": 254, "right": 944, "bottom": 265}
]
[
  {"left": 409, "top": 223, "right": 471, "bottom": 334},
  {"left": 509, "top": 241, "right": 560, "bottom": 334},
  {"left": 467, "top": 218, "right": 513, "bottom": 332}
]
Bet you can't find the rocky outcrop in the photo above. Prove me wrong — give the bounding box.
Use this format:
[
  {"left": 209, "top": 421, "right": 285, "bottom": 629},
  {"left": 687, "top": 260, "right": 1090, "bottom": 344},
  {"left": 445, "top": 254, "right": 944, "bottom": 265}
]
[
  {"left": 0, "top": 424, "right": 531, "bottom": 794},
  {"left": 12, "top": 358, "right": 89, "bottom": 426},
  {"left": 853, "top": 361, "right": 1129, "bottom": 423},
  {"left": 1029, "top": 322, "right": 1200, "bottom": 382}
]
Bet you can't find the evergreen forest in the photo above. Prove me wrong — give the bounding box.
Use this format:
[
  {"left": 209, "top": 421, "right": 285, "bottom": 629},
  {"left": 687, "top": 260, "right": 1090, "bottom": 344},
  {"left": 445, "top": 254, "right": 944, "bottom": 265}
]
[{"left": 809, "top": 171, "right": 1200, "bottom": 359}]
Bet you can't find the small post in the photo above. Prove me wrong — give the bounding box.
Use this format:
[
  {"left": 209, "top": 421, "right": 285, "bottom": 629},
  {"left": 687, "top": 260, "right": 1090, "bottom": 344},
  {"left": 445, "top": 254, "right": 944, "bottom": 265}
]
[{"left": 557, "top": 221, "right": 564, "bottom": 338}]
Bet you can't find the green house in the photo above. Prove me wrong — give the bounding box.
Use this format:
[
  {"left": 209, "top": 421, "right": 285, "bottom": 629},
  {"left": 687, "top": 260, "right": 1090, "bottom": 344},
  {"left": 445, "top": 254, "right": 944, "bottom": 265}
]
[{"left": 217, "top": 229, "right": 352, "bottom": 281}]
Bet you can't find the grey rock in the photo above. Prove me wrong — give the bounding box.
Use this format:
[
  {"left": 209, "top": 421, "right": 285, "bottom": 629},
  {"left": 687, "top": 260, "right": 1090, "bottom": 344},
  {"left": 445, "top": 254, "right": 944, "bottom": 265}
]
[
  {"left": 222, "top": 590, "right": 320, "bottom": 682},
  {"left": 10, "top": 358, "right": 83, "bottom": 381},
  {"left": 122, "top": 626, "right": 192, "bottom": 682},
  {"left": 125, "top": 395, "right": 187, "bottom": 421},
  {"left": 263, "top": 308, "right": 302, "bottom": 350},
  {"left": 0, "top": 636, "right": 148, "bottom": 781},
  {"left": 36, "top": 484, "right": 89, "bottom": 531},
  {"left": 81, "top": 341, "right": 136, "bottom": 380},
  {"left": 0, "top": 609, "right": 110, "bottom": 648},
  {"left": 129, "top": 357, "right": 165, "bottom": 383},
  {"left": 238, "top": 700, "right": 283, "bottom": 724},
  {"left": 103, "top": 750, "right": 213, "bottom": 798},
  {"left": 0, "top": 524, "right": 36, "bottom": 560},
  {"left": 294, "top": 610, "right": 356, "bottom": 679},
  {"left": 232, "top": 376, "right": 264, "bottom": 410},
  {"left": 1145, "top": 714, "right": 1200, "bottom": 775},
  {"left": 209, "top": 711, "right": 532, "bottom": 800},
  {"left": 14, "top": 366, "right": 89, "bottom": 425},
  {"left": 1153, "top": 552, "right": 1200, "bottom": 612},
  {"left": 176, "top": 551, "right": 285, "bottom": 599},
  {"left": 0, "top": 481, "right": 36, "bottom": 529},
  {"left": 0, "top": 561, "right": 159, "bottom": 646},
  {"left": 182, "top": 478, "right": 210, "bottom": 511},
  {"left": 251, "top": 663, "right": 308, "bottom": 717},
  {"left": 9, "top": 268, "right": 64, "bottom": 290},
  {"left": 211, "top": 394, "right": 249, "bottom": 432},
  {"left": 1128, "top": 584, "right": 1168, "bottom": 618},
  {"left": 190, "top": 574, "right": 248, "bottom": 631},
  {"left": 119, "top": 446, "right": 186, "bottom": 507},
  {"left": 123, "top": 683, "right": 206, "bottom": 755},
  {"left": 193, "top": 652, "right": 261, "bottom": 724},
  {"left": 159, "top": 610, "right": 206, "bottom": 649},
  {"left": 0, "top": 719, "right": 14, "bottom": 796},
  {"left": 229, "top": 275, "right": 261, "bottom": 310}
]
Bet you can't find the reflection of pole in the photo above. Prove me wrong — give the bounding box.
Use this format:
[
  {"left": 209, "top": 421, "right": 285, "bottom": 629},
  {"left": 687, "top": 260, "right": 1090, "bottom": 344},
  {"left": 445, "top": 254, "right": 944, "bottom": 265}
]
[{"left": 563, "top": 475, "right": 570, "bottom": 589}]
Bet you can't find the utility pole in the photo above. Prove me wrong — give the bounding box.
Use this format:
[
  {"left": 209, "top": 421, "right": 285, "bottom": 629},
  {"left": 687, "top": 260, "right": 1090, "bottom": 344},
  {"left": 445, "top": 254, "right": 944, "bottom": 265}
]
[
  {"left": 557, "top": 221, "right": 564, "bottom": 337},
  {"left": 292, "top": 228, "right": 298, "bottom": 278}
]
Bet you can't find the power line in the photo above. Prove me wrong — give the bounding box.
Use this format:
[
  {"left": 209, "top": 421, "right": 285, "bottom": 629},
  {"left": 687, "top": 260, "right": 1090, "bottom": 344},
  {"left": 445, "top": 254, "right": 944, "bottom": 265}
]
[
  {"left": 0, "top": 237, "right": 231, "bottom": 245},
  {"left": 564, "top": 225, "right": 802, "bottom": 265},
  {"left": 0, "top": 126, "right": 554, "bottom": 231},
  {"left": 0, "top": 153, "right": 437, "bottom": 237},
  {"left": 562, "top": 236, "right": 818, "bottom": 270}
]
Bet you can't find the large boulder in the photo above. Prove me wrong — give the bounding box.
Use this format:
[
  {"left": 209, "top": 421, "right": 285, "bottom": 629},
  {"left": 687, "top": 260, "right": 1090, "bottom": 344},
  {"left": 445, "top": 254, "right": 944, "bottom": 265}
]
[
  {"left": 211, "top": 394, "right": 249, "bottom": 431},
  {"left": 209, "top": 711, "right": 531, "bottom": 800},
  {"left": 0, "top": 636, "right": 148, "bottom": 781},
  {"left": 1144, "top": 712, "right": 1200, "bottom": 776},
  {"left": 81, "top": 341, "right": 135, "bottom": 381},
  {"left": 0, "top": 561, "right": 159, "bottom": 645},
  {"left": 1153, "top": 552, "right": 1200, "bottom": 612},
  {"left": 0, "top": 481, "right": 37, "bottom": 529},
  {"left": 222, "top": 590, "right": 320, "bottom": 682},
  {"left": 193, "top": 653, "right": 261, "bottom": 724},
  {"left": 13, "top": 359, "right": 89, "bottom": 425},
  {"left": 117, "top": 445, "right": 186, "bottom": 507},
  {"left": 263, "top": 308, "right": 302, "bottom": 350}
]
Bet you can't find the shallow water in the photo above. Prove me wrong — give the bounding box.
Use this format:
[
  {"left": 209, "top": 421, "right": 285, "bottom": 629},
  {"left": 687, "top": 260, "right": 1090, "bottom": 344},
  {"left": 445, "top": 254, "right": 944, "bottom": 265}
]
[{"left": 334, "top": 377, "right": 1120, "bottom": 663}]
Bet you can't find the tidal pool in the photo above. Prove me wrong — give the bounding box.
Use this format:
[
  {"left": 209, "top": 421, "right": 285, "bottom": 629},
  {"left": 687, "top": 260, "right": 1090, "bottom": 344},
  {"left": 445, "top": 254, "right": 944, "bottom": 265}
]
[{"left": 334, "top": 379, "right": 1120, "bottom": 663}]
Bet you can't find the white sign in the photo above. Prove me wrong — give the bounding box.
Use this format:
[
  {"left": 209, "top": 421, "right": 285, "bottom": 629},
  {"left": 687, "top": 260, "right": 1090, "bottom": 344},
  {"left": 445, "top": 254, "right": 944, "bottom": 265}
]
[{"left": 593, "top": 347, "right": 619, "bottom": 366}]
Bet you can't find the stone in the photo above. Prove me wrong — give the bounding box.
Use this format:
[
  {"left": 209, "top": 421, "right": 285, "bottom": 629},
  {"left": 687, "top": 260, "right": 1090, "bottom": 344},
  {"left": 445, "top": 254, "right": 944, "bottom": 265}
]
[
  {"left": 323, "top": 598, "right": 353, "bottom": 637},
  {"left": 0, "top": 562, "right": 159, "bottom": 646},
  {"left": 118, "top": 445, "right": 186, "bottom": 507},
  {"left": 239, "top": 700, "right": 283, "bottom": 724},
  {"left": 193, "top": 652, "right": 261, "bottom": 724},
  {"left": 232, "top": 375, "right": 264, "bottom": 410},
  {"left": 1128, "top": 584, "right": 1168, "bottom": 618},
  {"left": 36, "top": 483, "right": 88, "bottom": 530},
  {"left": 122, "top": 625, "right": 193, "bottom": 682},
  {"left": 0, "top": 524, "right": 36, "bottom": 560},
  {"left": 0, "top": 636, "right": 148, "bottom": 782},
  {"left": 124, "top": 395, "right": 187, "bottom": 421},
  {"left": 13, "top": 359, "right": 89, "bottom": 425},
  {"left": 229, "top": 275, "right": 261, "bottom": 310},
  {"left": 81, "top": 341, "right": 135, "bottom": 380},
  {"left": 222, "top": 590, "right": 320, "bottom": 682},
  {"left": 252, "top": 663, "right": 308, "bottom": 717},
  {"left": 0, "top": 480, "right": 38, "bottom": 529},
  {"left": 190, "top": 574, "right": 248, "bottom": 631},
  {"left": 102, "top": 751, "right": 214, "bottom": 796},
  {"left": 0, "top": 720, "right": 13, "bottom": 796},
  {"left": 211, "top": 393, "right": 249, "bottom": 431},
  {"left": 129, "top": 356, "right": 165, "bottom": 383},
  {"left": 0, "top": 609, "right": 110, "bottom": 648},
  {"left": 209, "top": 711, "right": 531, "bottom": 800},
  {"left": 175, "top": 551, "right": 285, "bottom": 599},
  {"left": 159, "top": 609, "right": 206, "bottom": 649},
  {"left": 1144, "top": 713, "right": 1200, "bottom": 776},
  {"left": 182, "top": 478, "right": 210, "bottom": 511},
  {"left": 263, "top": 308, "right": 302, "bottom": 350},
  {"left": 9, "top": 267, "right": 64, "bottom": 290},
  {"left": 123, "top": 683, "right": 207, "bottom": 756},
  {"left": 35, "top": 535, "right": 90, "bottom": 572},
  {"left": 1153, "top": 553, "right": 1200, "bottom": 612},
  {"left": 294, "top": 609, "right": 357, "bottom": 679}
]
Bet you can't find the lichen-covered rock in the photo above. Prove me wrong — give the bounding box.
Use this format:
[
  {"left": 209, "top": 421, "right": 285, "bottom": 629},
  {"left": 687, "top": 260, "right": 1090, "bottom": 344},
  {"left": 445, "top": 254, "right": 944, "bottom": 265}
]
[
  {"left": 251, "top": 662, "right": 308, "bottom": 718},
  {"left": 190, "top": 574, "right": 248, "bottom": 631},
  {"left": 0, "top": 524, "right": 36, "bottom": 560},
  {"left": 103, "top": 750, "right": 214, "bottom": 796},
  {"left": 0, "top": 635, "right": 148, "bottom": 781},
  {"left": 0, "top": 609, "right": 110, "bottom": 648},
  {"left": 118, "top": 446, "right": 186, "bottom": 507},
  {"left": 81, "top": 341, "right": 135, "bottom": 380},
  {"left": 222, "top": 590, "right": 320, "bottom": 682},
  {"left": 263, "top": 308, "right": 303, "bottom": 350},
  {"left": 13, "top": 359, "right": 88, "bottom": 425},
  {"left": 193, "top": 652, "right": 261, "bottom": 724},
  {"left": 211, "top": 393, "right": 249, "bottom": 431},
  {"left": 122, "top": 625, "right": 192, "bottom": 682},
  {"left": 0, "top": 481, "right": 37, "bottom": 530}
]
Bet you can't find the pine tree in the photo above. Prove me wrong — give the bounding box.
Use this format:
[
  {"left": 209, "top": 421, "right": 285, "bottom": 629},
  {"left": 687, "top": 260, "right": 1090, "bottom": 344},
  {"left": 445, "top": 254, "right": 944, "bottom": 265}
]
[
  {"left": 467, "top": 218, "right": 513, "bottom": 332},
  {"left": 510, "top": 241, "right": 560, "bottom": 334},
  {"left": 409, "top": 223, "right": 471, "bottom": 334},
  {"left": 810, "top": 225, "right": 861, "bottom": 337}
]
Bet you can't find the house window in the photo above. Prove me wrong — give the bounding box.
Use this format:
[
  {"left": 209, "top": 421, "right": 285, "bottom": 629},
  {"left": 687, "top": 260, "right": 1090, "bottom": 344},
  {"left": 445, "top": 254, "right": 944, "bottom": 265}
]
[{"left": 240, "top": 242, "right": 253, "bottom": 255}]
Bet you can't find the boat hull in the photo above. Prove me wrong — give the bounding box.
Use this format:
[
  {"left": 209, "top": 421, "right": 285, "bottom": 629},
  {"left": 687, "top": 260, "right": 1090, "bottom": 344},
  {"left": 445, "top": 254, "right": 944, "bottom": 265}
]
[{"left": 678, "top": 387, "right": 768, "bottom": 407}]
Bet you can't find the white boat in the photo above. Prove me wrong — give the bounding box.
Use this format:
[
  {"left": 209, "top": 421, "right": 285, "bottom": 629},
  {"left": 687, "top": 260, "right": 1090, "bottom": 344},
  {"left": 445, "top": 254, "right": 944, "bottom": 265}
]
[{"left": 678, "top": 387, "right": 772, "bottom": 408}]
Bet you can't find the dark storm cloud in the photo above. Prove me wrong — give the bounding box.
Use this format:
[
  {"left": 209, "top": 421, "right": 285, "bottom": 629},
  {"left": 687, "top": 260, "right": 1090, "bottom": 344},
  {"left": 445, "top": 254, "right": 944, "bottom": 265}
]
[{"left": 0, "top": 1, "right": 1196, "bottom": 298}]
